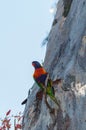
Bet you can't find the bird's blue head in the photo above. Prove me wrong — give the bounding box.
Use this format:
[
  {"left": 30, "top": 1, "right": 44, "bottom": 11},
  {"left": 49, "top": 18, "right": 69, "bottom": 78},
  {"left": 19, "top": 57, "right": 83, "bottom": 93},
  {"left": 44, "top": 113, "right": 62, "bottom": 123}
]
[{"left": 32, "top": 61, "right": 42, "bottom": 69}]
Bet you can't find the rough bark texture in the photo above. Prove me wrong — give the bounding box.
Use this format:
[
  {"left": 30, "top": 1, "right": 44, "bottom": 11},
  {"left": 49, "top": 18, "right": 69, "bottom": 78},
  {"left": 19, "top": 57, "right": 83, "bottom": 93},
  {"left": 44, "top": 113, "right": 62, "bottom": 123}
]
[{"left": 22, "top": 0, "right": 86, "bottom": 130}]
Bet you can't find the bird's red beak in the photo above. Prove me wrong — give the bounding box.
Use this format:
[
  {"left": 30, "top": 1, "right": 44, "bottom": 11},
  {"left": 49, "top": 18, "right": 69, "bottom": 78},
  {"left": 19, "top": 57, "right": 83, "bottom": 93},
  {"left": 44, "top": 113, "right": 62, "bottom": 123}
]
[{"left": 32, "top": 63, "right": 35, "bottom": 67}]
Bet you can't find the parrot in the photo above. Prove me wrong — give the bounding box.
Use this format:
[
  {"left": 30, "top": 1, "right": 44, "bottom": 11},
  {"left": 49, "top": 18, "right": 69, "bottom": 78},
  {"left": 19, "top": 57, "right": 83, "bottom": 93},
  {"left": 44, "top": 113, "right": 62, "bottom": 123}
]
[{"left": 32, "top": 61, "right": 60, "bottom": 107}]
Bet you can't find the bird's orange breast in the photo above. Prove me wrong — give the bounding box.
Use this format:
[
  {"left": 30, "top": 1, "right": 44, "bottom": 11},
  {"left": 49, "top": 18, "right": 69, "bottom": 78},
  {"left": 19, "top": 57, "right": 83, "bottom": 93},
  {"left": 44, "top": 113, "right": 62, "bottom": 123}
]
[{"left": 33, "top": 67, "right": 47, "bottom": 78}]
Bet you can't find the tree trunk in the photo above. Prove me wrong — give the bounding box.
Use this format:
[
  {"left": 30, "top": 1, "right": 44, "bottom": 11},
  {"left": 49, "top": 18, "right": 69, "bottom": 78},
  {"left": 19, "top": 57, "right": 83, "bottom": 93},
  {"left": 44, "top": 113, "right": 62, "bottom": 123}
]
[{"left": 22, "top": 0, "right": 86, "bottom": 130}]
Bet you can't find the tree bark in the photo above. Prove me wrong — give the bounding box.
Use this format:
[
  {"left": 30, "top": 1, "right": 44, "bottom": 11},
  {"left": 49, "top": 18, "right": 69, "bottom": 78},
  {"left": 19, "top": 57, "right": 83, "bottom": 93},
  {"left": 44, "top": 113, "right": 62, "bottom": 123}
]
[{"left": 22, "top": 0, "right": 86, "bottom": 130}]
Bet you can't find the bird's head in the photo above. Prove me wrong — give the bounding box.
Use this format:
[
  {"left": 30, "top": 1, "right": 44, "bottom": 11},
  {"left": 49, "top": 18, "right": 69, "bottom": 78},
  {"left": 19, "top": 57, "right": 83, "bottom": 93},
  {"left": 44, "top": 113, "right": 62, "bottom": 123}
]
[{"left": 32, "top": 61, "right": 42, "bottom": 69}]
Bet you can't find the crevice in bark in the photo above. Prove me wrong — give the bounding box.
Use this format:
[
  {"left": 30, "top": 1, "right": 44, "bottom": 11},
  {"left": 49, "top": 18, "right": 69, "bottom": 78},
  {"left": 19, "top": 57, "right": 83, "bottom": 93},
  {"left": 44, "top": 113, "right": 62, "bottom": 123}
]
[{"left": 63, "top": 0, "right": 73, "bottom": 17}]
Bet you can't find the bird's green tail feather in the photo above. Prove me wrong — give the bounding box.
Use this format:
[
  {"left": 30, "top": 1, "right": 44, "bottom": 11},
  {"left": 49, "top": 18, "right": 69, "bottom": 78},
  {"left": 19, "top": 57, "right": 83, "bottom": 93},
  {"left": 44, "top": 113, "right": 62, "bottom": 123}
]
[{"left": 50, "top": 95, "right": 60, "bottom": 107}]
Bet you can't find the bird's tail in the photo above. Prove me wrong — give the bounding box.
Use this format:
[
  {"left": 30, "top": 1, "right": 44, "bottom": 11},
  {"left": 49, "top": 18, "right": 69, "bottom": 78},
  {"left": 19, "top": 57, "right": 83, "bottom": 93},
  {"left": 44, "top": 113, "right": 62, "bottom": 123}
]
[{"left": 50, "top": 95, "right": 60, "bottom": 108}]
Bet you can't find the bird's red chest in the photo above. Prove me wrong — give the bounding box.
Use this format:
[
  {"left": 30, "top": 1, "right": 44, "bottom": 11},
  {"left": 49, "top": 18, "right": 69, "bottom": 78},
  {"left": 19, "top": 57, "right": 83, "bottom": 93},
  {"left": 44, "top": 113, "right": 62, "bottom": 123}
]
[{"left": 33, "top": 67, "right": 47, "bottom": 78}]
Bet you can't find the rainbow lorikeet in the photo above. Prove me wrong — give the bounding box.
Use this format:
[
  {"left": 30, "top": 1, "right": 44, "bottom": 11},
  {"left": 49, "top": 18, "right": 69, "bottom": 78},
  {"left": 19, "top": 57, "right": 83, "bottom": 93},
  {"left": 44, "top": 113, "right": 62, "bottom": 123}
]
[{"left": 32, "top": 61, "right": 60, "bottom": 107}]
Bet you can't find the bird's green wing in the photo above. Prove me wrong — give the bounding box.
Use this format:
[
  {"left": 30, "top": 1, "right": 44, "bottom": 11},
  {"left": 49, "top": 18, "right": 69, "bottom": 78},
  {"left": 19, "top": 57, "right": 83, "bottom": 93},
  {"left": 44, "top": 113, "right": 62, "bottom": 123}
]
[
  {"left": 46, "top": 79, "right": 55, "bottom": 96},
  {"left": 33, "top": 78, "right": 44, "bottom": 90},
  {"left": 34, "top": 77, "right": 60, "bottom": 107}
]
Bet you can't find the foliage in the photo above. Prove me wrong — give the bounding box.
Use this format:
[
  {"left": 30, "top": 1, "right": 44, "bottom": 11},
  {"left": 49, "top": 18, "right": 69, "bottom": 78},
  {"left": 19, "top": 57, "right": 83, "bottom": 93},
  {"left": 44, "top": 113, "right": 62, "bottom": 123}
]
[{"left": 0, "top": 110, "right": 23, "bottom": 130}]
